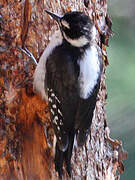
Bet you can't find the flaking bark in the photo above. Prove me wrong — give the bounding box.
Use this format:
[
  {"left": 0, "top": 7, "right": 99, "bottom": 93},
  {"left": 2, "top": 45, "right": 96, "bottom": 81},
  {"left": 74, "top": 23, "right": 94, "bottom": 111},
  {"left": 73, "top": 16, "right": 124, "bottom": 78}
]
[{"left": 0, "top": 0, "right": 127, "bottom": 179}]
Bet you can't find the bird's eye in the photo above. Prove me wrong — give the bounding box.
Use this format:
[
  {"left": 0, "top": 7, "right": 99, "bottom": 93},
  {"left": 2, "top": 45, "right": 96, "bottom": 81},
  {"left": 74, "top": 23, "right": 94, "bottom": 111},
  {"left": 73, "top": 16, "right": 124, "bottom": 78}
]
[{"left": 61, "top": 20, "right": 70, "bottom": 29}]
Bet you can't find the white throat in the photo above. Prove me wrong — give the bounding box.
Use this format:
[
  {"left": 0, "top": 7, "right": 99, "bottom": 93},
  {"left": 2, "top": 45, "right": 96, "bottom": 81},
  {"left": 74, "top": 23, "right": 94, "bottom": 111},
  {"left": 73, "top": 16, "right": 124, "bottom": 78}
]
[{"left": 63, "top": 32, "right": 89, "bottom": 47}]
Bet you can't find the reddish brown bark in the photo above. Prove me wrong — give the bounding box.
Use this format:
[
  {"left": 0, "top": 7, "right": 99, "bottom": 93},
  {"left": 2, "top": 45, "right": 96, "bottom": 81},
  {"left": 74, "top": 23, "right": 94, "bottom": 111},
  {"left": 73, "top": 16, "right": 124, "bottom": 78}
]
[{"left": 0, "top": 0, "right": 127, "bottom": 179}]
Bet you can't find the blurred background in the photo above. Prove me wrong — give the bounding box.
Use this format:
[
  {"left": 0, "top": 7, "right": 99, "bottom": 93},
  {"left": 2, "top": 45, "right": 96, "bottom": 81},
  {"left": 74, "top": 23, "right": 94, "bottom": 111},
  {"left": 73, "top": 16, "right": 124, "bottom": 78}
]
[{"left": 107, "top": 0, "right": 135, "bottom": 179}]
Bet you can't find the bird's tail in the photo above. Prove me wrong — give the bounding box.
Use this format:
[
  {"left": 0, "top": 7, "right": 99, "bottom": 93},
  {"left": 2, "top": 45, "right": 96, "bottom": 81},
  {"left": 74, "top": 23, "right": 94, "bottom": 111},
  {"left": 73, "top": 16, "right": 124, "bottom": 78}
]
[{"left": 55, "top": 132, "right": 74, "bottom": 179}]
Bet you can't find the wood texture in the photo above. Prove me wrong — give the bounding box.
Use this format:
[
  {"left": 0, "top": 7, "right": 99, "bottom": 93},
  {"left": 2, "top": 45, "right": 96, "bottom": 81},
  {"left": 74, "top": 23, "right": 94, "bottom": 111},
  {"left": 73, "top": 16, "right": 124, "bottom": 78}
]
[{"left": 0, "top": 0, "right": 127, "bottom": 179}]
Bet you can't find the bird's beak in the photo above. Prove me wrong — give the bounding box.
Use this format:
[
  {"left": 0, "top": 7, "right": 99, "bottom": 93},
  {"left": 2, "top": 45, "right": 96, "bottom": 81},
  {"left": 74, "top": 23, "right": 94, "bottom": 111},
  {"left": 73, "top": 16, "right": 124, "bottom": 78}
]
[{"left": 45, "top": 10, "right": 62, "bottom": 22}]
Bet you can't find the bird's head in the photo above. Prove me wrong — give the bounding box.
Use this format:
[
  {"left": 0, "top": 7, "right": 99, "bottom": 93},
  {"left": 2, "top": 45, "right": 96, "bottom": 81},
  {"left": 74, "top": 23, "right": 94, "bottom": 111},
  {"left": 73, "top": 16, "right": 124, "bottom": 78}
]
[{"left": 45, "top": 10, "right": 95, "bottom": 47}]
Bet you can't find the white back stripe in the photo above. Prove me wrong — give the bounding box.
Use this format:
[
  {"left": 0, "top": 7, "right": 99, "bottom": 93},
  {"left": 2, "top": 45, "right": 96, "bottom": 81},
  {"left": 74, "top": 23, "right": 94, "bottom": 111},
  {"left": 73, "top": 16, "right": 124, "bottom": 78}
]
[{"left": 78, "top": 45, "right": 100, "bottom": 99}]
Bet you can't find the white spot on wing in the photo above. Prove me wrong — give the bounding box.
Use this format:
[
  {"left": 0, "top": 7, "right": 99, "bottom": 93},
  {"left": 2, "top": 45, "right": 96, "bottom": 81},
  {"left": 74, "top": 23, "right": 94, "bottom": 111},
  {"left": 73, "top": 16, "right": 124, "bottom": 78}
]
[
  {"left": 55, "top": 96, "right": 60, "bottom": 103},
  {"left": 78, "top": 45, "right": 100, "bottom": 99},
  {"left": 33, "top": 31, "right": 63, "bottom": 101},
  {"left": 51, "top": 93, "right": 55, "bottom": 97},
  {"left": 60, "top": 121, "right": 63, "bottom": 125},
  {"left": 52, "top": 104, "right": 56, "bottom": 109},
  {"left": 49, "top": 89, "right": 53, "bottom": 92},
  {"left": 58, "top": 109, "right": 62, "bottom": 116},
  {"left": 51, "top": 109, "right": 55, "bottom": 115},
  {"left": 53, "top": 116, "right": 58, "bottom": 124},
  {"left": 48, "top": 97, "right": 52, "bottom": 102}
]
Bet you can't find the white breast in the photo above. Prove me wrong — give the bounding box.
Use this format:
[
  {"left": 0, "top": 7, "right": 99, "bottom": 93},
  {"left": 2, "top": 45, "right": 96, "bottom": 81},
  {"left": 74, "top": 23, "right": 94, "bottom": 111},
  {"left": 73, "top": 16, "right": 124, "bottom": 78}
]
[
  {"left": 78, "top": 45, "right": 100, "bottom": 99},
  {"left": 33, "top": 31, "right": 63, "bottom": 100}
]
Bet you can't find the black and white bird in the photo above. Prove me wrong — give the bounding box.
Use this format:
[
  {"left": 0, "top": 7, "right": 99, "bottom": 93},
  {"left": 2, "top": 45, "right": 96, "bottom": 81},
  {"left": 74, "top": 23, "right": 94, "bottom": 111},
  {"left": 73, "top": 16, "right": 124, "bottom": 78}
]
[{"left": 33, "top": 10, "right": 103, "bottom": 179}]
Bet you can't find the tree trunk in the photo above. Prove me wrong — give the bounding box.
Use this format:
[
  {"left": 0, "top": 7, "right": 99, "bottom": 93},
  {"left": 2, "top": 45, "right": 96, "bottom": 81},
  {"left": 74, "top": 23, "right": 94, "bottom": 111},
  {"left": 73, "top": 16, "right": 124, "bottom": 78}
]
[{"left": 0, "top": 0, "right": 127, "bottom": 180}]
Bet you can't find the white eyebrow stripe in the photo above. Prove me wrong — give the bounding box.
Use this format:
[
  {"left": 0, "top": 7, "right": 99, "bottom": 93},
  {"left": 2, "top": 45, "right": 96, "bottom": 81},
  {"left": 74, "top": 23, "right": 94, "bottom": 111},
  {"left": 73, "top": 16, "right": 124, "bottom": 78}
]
[{"left": 61, "top": 20, "right": 70, "bottom": 29}]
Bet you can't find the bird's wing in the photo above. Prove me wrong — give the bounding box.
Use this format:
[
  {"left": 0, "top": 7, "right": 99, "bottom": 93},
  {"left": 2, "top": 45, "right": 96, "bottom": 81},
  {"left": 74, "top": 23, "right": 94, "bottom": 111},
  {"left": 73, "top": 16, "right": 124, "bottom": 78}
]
[{"left": 46, "top": 48, "right": 78, "bottom": 151}]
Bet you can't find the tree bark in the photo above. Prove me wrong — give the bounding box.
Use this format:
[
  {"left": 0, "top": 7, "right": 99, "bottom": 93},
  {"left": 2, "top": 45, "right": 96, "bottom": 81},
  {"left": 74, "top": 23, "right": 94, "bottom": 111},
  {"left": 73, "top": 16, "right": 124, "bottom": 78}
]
[{"left": 0, "top": 0, "right": 127, "bottom": 180}]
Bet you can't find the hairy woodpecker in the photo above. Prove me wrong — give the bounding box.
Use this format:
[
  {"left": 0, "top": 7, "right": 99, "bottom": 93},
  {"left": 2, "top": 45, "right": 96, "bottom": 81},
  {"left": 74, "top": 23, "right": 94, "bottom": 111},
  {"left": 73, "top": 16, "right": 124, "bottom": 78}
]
[{"left": 33, "top": 10, "right": 103, "bottom": 179}]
